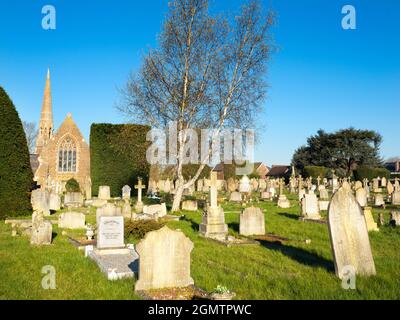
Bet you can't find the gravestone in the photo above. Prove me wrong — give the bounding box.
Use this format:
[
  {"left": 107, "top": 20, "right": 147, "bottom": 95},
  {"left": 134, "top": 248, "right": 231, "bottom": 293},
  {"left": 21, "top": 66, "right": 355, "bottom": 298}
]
[
  {"left": 134, "top": 178, "right": 146, "bottom": 213},
  {"left": 96, "top": 203, "right": 122, "bottom": 225},
  {"left": 122, "top": 201, "right": 132, "bottom": 219},
  {"left": 298, "top": 188, "right": 306, "bottom": 201},
  {"left": 181, "top": 200, "right": 198, "bottom": 211},
  {"left": 328, "top": 182, "right": 376, "bottom": 278},
  {"left": 356, "top": 187, "right": 368, "bottom": 207},
  {"left": 239, "top": 175, "right": 251, "bottom": 193},
  {"left": 390, "top": 211, "right": 400, "bottom": 226},
  {"left": 319, "top": 200, "right": 330, "bottom": 211},
  {"left": 229, "top": 191, "right": 242, "bottom": 202},
  {"left": 363, "top": 207, "right": 378, "bottom": 232},
  {"left": 381, "top": 177, "right": 387, "bottom": 187},
  {"left": 258, "top": 179, "right": 267, "bottom": 191},
  {"left": 122, "top": 185, "right": 131, "bottom": 200},
  {"left": 31, "top": 189, "right": 50, "bottom": 216},
  {"left": 319, "top": 189, "right": 329, "bottom": 200},
  {"left": 49, "top": 192, "right": 61, "bottom": 211},
  {"left": 301, "top": 193, "right": 321, "bottom": 220},
  {"left": 64, "top": 192, "right": 84, "bottom": 208},
  {"left": 227, "top": 178, "right": 237, "bottom": 193},
  {"left": 239, "top": 206, "right": 265, "bottom": 236},
  {"left": 143, "top": 203, "right": 167, "bottom": 218},
  {"left": 135, "top": 226, "right": 194, "bottom": 291},
  {"left": 98, "top": 186, "right": 111, "bottom": 200},
  {"left": 374, "top": 194, "right": 385, "bottom": 207},
  {"left": 199, "top": 172, "right": 228, "bottom": 241},
  {"left": 354, "top": 181, "right": 363, "bottom": 190},
  {"left": 164, "top": 179, "right": 172, "bottom": 193},
  {"left": 197, "top": 179, "right": 203, "bottom": 192},
  {"left": 30, "top": 212, "right": 52, "bottom": 245},
  {"left": 260, "top": 191, "right": 271, "bottom": 200},
  {"left": 277, "top": 195, "right": 290, "bottom": 208},
  {"left": 387, "top": 181, "right": 394, "bottom": 196},
  {"left": 392, "top": 191, "right": 400, "bottom": 205},
  {"left": 97, "top": 216, "right": 124, "bottom": 249},
  {"left": 58, "top": 212, "right": 86, "bottom": 229}
]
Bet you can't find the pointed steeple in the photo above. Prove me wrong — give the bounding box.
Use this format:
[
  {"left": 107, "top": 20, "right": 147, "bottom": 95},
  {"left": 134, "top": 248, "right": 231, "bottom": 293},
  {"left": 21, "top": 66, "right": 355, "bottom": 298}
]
[{"left": 35, "top": 68, "right": 54, "bottom": 155}]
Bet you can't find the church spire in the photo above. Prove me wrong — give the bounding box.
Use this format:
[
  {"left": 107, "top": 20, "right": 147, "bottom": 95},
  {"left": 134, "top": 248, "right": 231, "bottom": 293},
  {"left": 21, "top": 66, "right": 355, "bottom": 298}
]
[{"left": 35, "top": 68, "right": 54, "bottom": 155}]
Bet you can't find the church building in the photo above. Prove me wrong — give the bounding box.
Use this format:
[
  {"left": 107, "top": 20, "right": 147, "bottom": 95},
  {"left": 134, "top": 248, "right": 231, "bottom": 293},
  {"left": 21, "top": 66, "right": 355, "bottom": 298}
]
[{"left": 32, "top": 69, "right": 91, "bottom": 196}]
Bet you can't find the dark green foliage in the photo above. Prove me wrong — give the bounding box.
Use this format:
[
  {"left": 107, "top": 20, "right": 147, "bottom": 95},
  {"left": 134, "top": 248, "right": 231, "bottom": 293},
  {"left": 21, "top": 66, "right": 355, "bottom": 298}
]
[
  {"left": 0, "top": 87, "right": 33, "bottom": 218},
  {"left": 124, "top": 220, "right": 165, "bottom": 240},
  {"left": 354, "top": 166, "right": 391, "bottom": 181},
  {"left": 292, "top": 128, "right": 383, "bottom": 176},
  {"left": 303, "top": 166, "right": 329, "bottom": 179},
  {"left": 90, "top": 124, "right": 150, "bottom": 197},
  {"left": 65, "top": 178, "right": 80, "bottom": 193}
]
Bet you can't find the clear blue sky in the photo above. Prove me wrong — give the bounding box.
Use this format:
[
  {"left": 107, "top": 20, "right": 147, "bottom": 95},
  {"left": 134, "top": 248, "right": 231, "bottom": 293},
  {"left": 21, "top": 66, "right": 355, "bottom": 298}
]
[{"left": 0, "top": 0, "right": 399, "bottom": 165}]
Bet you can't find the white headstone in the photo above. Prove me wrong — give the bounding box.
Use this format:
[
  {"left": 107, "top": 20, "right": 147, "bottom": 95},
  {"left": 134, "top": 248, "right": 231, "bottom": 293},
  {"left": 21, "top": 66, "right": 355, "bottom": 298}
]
[{"left": 97, "top": 216, "right": 124, "bottom": 249}]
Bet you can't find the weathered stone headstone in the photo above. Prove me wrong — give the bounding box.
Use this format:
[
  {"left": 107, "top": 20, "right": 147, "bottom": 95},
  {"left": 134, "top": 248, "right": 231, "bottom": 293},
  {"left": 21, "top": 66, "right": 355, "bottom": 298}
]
[
  {"left": 239, "top": 175, "right": 251, "bottom": 193},
  {"left": 31, "top": 189, "right": 50, "bottom": 216},
  {"left": 97, "top": 216, "right": 124, "bottom": 249},
  {"left": 30, "top": 212, "right": 52, "bottom": 245},
  {"left": 227, "top": 178, "right": 237, "bottom": 192},
  {"left": 319, "top": 200, "right": 329, "bottom": 211},
  {"left": 135, "top": 226, "right": 194, "bottom": 291},
  {"left": 164, "top": 179, "right": 172, "bottom": 193},
  {"left": 381, "top": 177, "right": 387, "bottom": 187},
  {"left": 58, "top": 212, "right": 85, "bottom": 229},
  {"left": 363, "top": 207, "right": 378, "bottom": 232},
  {"left": 181, "top": 200, "right": 198, "bottom": 211},
  {"left": 319, "top": 189, "right": 329, "bottom": 200},
  {"left": 229, "top": 191, "right": 242, "bottom": 202},
  {"left": 239, "top": 206, "right": 265, "bottom": 236},
  {"left": 143, "top": 203, "right": 167, "bottom": 218},
  {"left": 260, "top": 191, "right": 271, "bottom": 200},
  {"left": 122, "top": 185, "right": 131, "bottom": 200},
  {"left": 64, "top": 192, "right": 84, "bottom": 208},
  {"left": 49, "top": 192, "right": 61, "bottom": 211},
  {"left": 98, "top": 186, "right": 111, "bottom": 200},
  {"left": 277, "top": 194, "right": 290, "bottom": 208},
  {"left": 301, "top": 193, "right": 321, "bottom": 220},
  {"left": 122, "top": 201, "right": 132, "bottom": 219},
  {"left": 374, "top": 194, "right": 385, "bottom": 207},
  {"left": 387, "top": 181, "right": 394, "bottom": 196},
  {"left": 356, "top": 187, "right": 368, "bottom": 207},
  {"left": 390, "top": 211, "right": 400, "bottom": 226},
  {"left": 392, "top": 191, "right": 400, "bottom": 205},
  {"left": 96, "top": 203, "right": 122, "bottom": 225},
  {"left": 328, "top": 182, "right": 376, "bottom": 278}
]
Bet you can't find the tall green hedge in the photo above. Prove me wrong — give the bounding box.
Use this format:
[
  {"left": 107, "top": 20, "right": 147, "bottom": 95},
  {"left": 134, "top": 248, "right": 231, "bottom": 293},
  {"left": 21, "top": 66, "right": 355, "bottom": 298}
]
[
  {"left": 303, "top": 166, "right": 329, "bottom": 179},
  {"left": 90, "top": 124, "right": 150, "bottom": 197},
  {"left": 0, "top": 87, "right": 33, "bottom": 219},
  {"left": 354, "top": 166, "right": 391, "bottom": 181}
]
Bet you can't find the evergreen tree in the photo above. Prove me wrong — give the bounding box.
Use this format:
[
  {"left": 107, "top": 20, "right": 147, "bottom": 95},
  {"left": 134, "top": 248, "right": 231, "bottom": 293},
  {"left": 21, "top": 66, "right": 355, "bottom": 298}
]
[{"left": 0, "top": 87, "right": 33, "bottom": 218}]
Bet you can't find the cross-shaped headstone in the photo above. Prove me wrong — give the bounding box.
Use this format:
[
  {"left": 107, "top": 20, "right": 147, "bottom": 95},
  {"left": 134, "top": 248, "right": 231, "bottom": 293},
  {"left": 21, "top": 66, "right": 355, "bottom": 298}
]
[
  {"left": 317, "top": 176, "right": 321, "bottom": 186},
  {"left": 135, "top": 178, "right": 146, "bottom": 203}
]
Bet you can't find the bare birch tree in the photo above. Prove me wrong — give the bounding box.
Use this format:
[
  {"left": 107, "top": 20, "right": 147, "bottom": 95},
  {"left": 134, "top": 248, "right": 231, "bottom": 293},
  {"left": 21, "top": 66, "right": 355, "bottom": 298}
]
[
  {"left": 22, "top": 121, "right": 38, "bottom": 154},
  {"left": 119, "top": 0, "right": 274, "bottom": 211}
]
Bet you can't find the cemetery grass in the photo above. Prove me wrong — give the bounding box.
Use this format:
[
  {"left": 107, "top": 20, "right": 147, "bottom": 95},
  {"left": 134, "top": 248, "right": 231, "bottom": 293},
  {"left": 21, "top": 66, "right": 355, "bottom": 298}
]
[{"left": 1, "top": 194, "right": 400, "bottom": 300}]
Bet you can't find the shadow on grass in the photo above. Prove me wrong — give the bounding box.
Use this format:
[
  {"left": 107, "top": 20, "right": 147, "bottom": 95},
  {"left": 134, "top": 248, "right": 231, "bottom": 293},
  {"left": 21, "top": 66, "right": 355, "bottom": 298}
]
[
  {"left": 228, "top": 222, "right": 239, "bottom": 233},
  {"left": 182, "top": 216, "right": 200, "bottom": 232},
  {"left": 259, "top": 240, "right": 334, "bottom": 272},
  {"left": 278, "top": 212, "right": 300, "bottom": 220}
]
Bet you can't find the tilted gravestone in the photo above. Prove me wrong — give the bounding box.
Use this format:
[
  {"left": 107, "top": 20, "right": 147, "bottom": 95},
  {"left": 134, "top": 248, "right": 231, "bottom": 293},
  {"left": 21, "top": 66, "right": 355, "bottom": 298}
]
[
  {"left": 239, "top": 206, "right": 265, "bottom": 236},
  {"left": 355, "top": 187, "right": 368, "bottom": 207},
  {"left": 135, "top": 226, "right": 194, "bottom": 291},
  {"left": 328, "top": 182, "right": 376, "bottom": 279}
]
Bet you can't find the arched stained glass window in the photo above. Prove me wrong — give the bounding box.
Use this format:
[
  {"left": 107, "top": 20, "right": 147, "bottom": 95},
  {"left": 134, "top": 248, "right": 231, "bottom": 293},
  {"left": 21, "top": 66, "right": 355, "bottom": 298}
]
[{"left": 58, "top": 137, "right": 77, "bottom": 173}]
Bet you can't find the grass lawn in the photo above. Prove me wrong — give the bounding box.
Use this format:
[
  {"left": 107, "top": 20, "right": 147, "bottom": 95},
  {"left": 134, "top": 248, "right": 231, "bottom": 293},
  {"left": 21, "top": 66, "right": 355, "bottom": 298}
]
[{"left": 1, "top": 192, "right": 400, "bottom": 300}]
